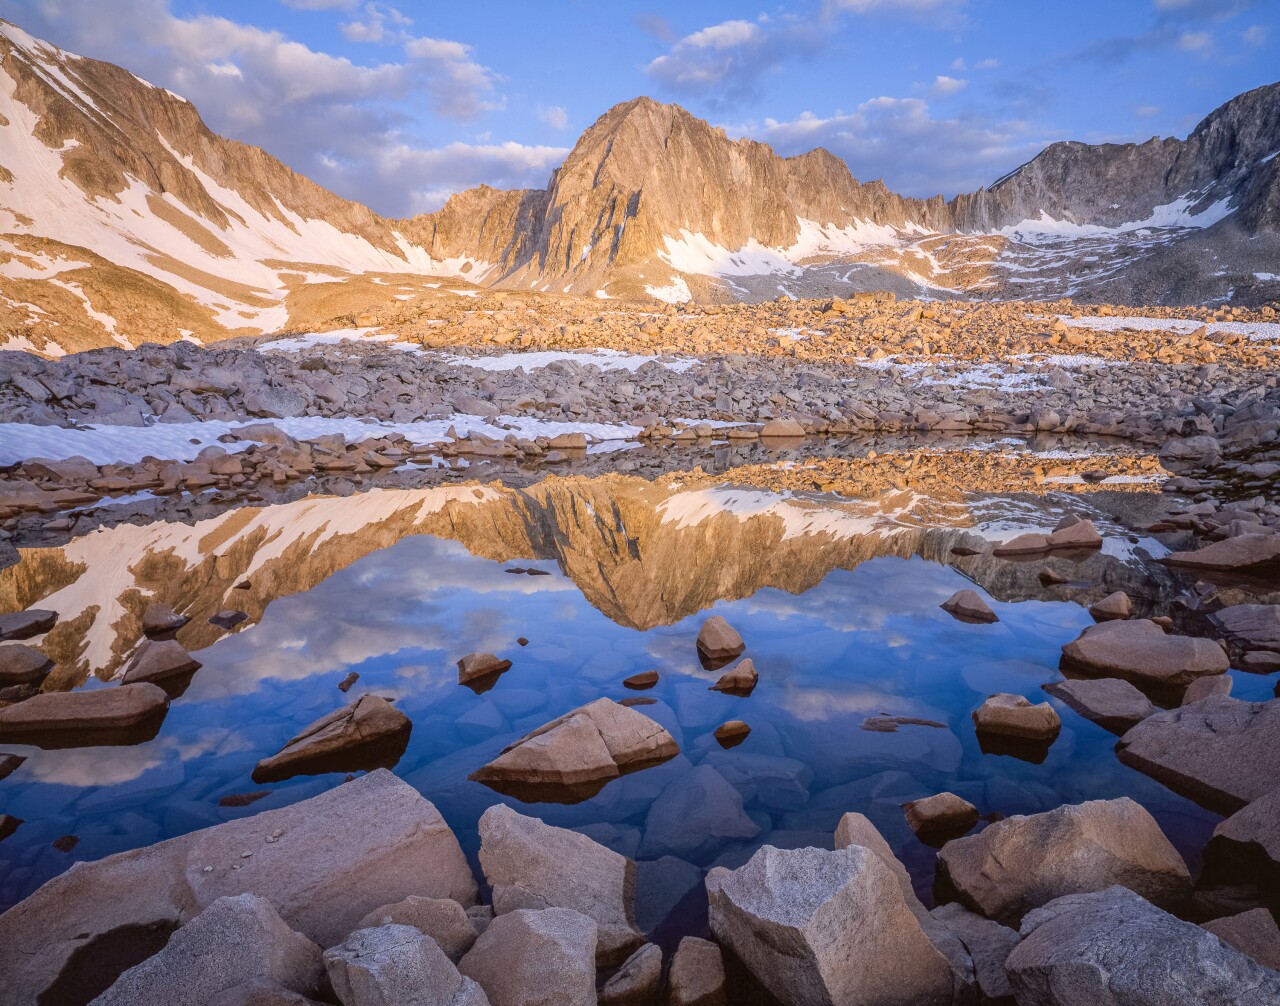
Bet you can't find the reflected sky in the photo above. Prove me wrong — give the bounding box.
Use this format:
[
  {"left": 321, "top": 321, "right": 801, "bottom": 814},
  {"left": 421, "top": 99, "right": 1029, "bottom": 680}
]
[{"left": 1, "top": 521, "right": 1273, "bottom": 933}]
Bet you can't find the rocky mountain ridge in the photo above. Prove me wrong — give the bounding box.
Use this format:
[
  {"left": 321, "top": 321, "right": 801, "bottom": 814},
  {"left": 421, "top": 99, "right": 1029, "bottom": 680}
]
[{"left": 2, "top": 16, "right": 1279, "bottom": 355}]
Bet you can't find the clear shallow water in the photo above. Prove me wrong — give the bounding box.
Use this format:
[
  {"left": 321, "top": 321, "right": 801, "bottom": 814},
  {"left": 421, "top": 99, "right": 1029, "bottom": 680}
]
[{"left": 2, "top": 512, "right": 1272, "bottom": 938}]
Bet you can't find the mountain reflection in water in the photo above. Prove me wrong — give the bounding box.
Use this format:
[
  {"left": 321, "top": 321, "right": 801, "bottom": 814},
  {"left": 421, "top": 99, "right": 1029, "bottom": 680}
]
[{"left": 2, "top": 458, "right": 1271, "bottom": 929}]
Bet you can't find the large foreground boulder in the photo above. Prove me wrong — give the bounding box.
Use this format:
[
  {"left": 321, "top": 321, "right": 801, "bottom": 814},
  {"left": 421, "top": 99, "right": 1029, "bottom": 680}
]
[
  {"left": 706, "top": 844, "right": 964, "bottom": 1006},
  {"left": 1210, "top": 787, "right": 1280, "bottom": 882},
  {"left": 1116, "top": 697, "right": 1280, "bottom": 813},
  {"left": 120, "top": 639, "right": 201, "bottom": 686},
  {"left": 458, "top": 908, "right": 597, "bottom": 1006},
  {"left": 0, "top": 770, "right": 477, "bottom": 1006},
  {"left": 90, "top": 894, "right": 324, "bottom": 1006},
  {"left": 1005, "top": 886, "right": 1280, "bottom": 1005},
  {"left": 478, "top": 804, "right": 642, "bottom": 965},
  {"left": 0, "top": 608, "right": 57, "bottom": 640},
  {"left": 1060, "top": 619, "right": 1229, "bottom": 690},
  {"left": 252, "top": 694, "right": 411, "bottom": 783},
  {"left": 324, "top": 924, "right": 489, "bottom": 1006},
  {"left": 936, "top": 797, "right": 1190, "bottom": 926},
  {"left": 470, "top": 698, "right": 678, "bottom": 802},
  {"left": 1211, "top": 603, "right": 1280, "bottom": 655},
  {"left": 0, "top": 643, "right": 53, "bottom": 685},
  {"left": 0, "top": 682, "right": 168, "bottom": 747}
]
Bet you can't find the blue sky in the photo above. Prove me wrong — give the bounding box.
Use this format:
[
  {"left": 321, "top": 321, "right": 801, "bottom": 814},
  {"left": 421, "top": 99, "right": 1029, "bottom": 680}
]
[{"left": 4, "top": 0, "right": 1277, "bottom": 217}]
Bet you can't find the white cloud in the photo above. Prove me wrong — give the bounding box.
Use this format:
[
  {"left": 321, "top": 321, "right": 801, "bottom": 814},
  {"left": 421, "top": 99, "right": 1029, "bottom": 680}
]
[
  {"left": 367, "top": 140, "right": 571, "bottom": 214},
  {"left": 929, "top": 74, "right": 967, "bottom": 97},
  {"left": 1176, "top": 30, "right": 1211, "bottom": 50},
  {"left": 280, "top": 0, "right": 359, "bottom": 8},
  {"left": 644, "top": 14, "right": 821, "bottom": 107},
  {"left": 829, "top": 0, "right": 965, "bottom": 11},
  {"left": 536, "top": 104, "right": 569, "bottom": 130},
  {"left": 974, "top": 57, "right": 999, "bottom": 69},
  {"left": 1134, "top": 104, "right": 1161, "bottom": 117},
  {"left": 730, "top": 95, "right": 1047, "bottom": 198},
  {"left": 1241, "top": 24, "right": 1269, "bottom": 46}
]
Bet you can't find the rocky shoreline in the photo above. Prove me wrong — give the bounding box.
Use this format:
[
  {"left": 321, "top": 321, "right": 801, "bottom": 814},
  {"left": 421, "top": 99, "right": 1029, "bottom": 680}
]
[{"left": 0, "top": 298, "right": 1278, "bottom": 1004}]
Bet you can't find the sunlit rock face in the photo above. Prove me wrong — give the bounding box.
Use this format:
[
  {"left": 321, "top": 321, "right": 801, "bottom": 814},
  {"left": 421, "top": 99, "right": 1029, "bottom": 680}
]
[{"left": 0, "top": 449, "right": 1179, "bottom": 688}]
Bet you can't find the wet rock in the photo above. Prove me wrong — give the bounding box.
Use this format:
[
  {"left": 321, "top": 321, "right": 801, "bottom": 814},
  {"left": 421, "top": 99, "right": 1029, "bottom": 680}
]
[
  {"left": 1212, "top": 603, "right": 1280, "bottom": 656},
  {"left": 706, "top": 844, "right": 962, "bottom": 1006},
  {"left": 1183, "top": 674, "right": 1232, "bottom": 704},
  {"left": 1043, "top": 677, "right": 1155, "bottom": 734},
  {"left": 668, "top": 936, "right": 726, "bottom": 1006},
  {"left": 939, "top": 589, "right": 997, "bottom": 624},
  {"left": 0, "top": 770, "right": 477, "bottom": 1004},
  {"left": 457, "top": 653, "right": 512, "bottom": 688},
  {"left": 1202, "top": 908, "right": 1280, "bottom": 969},
  {"left": 53, "top": 834, "right": 79, "bottom": 853},
  {"left": 1210, "top": 787, "right": 1280, "bottom": 882},
  {"left": 708, "top": 658, "right": 757, "bottom": 695},
  {"left": 141, "top": 601, "right": 189, "bottom": 637},
  {"left": 1046, "top": 518, "right": 1102, "bottom": 550},
  {"left": 624, "top": 670, "right": 659, "bottom": 690},
  {"left": 0, "top": 643, "right": 53, "bottom": 685},
  {"left": 121, "top": 639, "right": 201, "bottom": 686},
  {"left": 760, "top": 417, "right": 805, "bottom": 438},
  {"left": 599, "top": 943, "right": 661, "bottom": 1006},
  {"left": 992, "top": 533, "right": 1051, "bottom": 556},
  {"left": 458, "top": 908, "right": 597, "bottom": 1006},
  {"left": 0, "top": 752, "right": 26, "bottom": 780},
  {"left": 338, "top": 671, "right": 359, "bottom": 693},
  {"left": 1163, "top": 533, "right": 1280, "bottom": 572},
  {"left": 91, "top": 894, "right": 324, "bottom": 1006},
  {"left": 696, "top": 616, "right": 744, "bottom": 667},
  {"left": 355, "top": 897, "right": 478, "bottom": 963},
  {"left": 253, "top": 695, "right": 412, "bottom": 783},
  {"left": 0, "top": 608, "right": 57, "bottom": 640},
  {"left": 1116, "top": 697, "right": 1280, "bottom": 813},
  {"left": 210, "top": 610, "right": 249, "bottom": 630},
  {"left": 478, "top": 804, "right": 642, "bottom": 965},
  {"left": 972, "top": 693, "right": 1060, "bottom": 741},
  {"left": 926, "top": 902, "right": 1018, "bottom": 1002},
  {"left": 324, "top": 924, "right": 488, "bottom": 1006},
  {"left": 640, "top": 764, "right": 760, "bottom": 860},
  {"left": 470, "top": 698, "right": 679, "bottom": 802},
  {"left": 713, "top": 721, "right": 750, "bottom": 748},
  {"left": 0, "top": 814, "right": 22, "bottom": 842},
  {"left": 902, "top": 792, "right": 978, "bottom": 840},
  {"left": 1006, "top": 886, "right": 1280, "bottom": 1005},
  {"left": 937, "top": 797, "right": 1191, "bottom": 926},
  {"left": 1060, "top": 618, "right": 1229, "bottom": 690},
  {"left": 1088, "top": 590, "right": 1132, "bottom": 621},
  {"left": 0, "top": 682, "right": 169, "bottom": 746}
]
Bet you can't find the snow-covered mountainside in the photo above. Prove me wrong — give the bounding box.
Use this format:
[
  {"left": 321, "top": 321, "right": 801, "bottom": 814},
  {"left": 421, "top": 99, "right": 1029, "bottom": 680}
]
[
  {"left": 0, "top": 20, "right": 489, "bottom": 355},
  {"left": 2, "top": 16, "right": 1278, "bottom": 356}
]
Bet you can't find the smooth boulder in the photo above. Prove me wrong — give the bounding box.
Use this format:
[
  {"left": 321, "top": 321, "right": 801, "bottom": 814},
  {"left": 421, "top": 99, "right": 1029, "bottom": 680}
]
[
  {"left": 457, "top": 653, "right": 512, "bottom": 687},
  {"left": 121, "top": 639, "right": 201, "bottom": 685},
  {"left": 706, "top": 844, "right": 963, "bottom": 1006},
  {"left": 1210, "top": 786, "right": 1280, "bottom": 882},
  {"left": 936, "top": 797, "right": 1190, "bottom": 925},
  {"left": 939, "top": 589, "right": 997, "bottom": 624},
  {"left": 1043, "top": 677, "right": 1154, "bottom": 733},
  {"left": 324, "top": 924, "right": 489, "bottom": 1006},
  {"left": 696, "top": 616, "right": 744, "bottom": 666},
  {"left": 1202, "top": 908, "right": 1280, "bottom": 969},
  {"left": 470, "top": 698, "right": 679, "bottom": 801},
  {"left": 1006, "top": 886, "right": 1280, "bottom": 1005},
  {"left": 90, "top": 894, "right": 324, "bottom": 1006},
  {"left": 668, "top": 936, "right": 726, "bottom": 1006},
  {"left": 1088, "top": 590, "right": 1132, "bottom": 621},
  {"left": 458, "top": 908, "right": 597, "bottom": 1006},
  {"left": 1061, "top": 619, "right": 1229, "bottom": 689},
  {"left": 640, "top": 764, "right": 759, "bottom": 860},
  {"left": 1163, "top": 533, "right": 1280, "bottom": 572},
  {"left": 972, "top": 693, "right": 1060, "bottom": 740},
  {"left": 253, "top": 694, "right": 411, "bottom": 783},
  {"left": 902, "top": 792, "right": 978, "bottom": 839},
  {"left": 478, "top": 804, "right": 642, "bottom": 965},
  {"left": 1116, "top": 697, "right": 1280, "bottom": 813},
  {"left": 0, "top": 609, "right": 57, "bottom": 640},
  {"left": 709, "top": 657, "right": 757, "bottom": 695},
  {"left": 0, "top": 770, "right": 478, "bottom": 1004},
  {"left": 0, "top": 643, "right": 53, "bottom": 685},
  {"left": 0, "top": 682, "right": 169, "bottom": 746},
  {"left": 355, "top": 897, "right": 478, "bottom": 963}
]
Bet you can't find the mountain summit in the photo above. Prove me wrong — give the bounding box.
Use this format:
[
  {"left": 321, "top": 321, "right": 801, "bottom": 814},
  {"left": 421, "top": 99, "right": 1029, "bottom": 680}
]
[{"left": 2, "top": 18, "right": 1278, "bottom": 354}]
